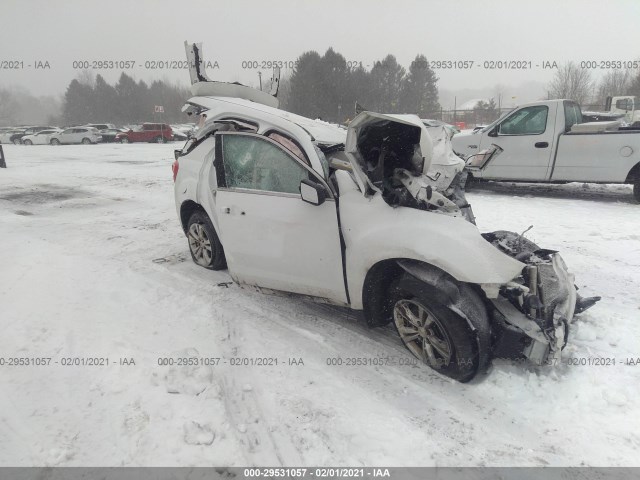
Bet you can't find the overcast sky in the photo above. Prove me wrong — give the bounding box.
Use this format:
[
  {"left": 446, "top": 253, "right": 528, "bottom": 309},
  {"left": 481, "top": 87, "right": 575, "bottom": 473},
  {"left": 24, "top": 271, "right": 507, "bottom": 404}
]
[{"left": 2, "top": 0, "right": 639, "bottom": 106}]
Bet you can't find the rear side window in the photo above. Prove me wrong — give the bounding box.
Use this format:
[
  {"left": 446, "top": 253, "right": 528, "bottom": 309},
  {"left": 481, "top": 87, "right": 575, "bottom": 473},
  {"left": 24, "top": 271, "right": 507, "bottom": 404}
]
[
  {"left": 499, "top": 105, "right": 548, "bottom": 135},
  {"left": 564, "top": 102, "right": 582, "bottom": 131}
]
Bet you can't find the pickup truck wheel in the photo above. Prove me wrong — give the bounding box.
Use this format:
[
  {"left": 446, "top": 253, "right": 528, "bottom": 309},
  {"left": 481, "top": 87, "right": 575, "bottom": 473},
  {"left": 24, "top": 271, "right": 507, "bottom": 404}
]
[
  {"left": 186, "top": 211, "right": 226, "bottom": 270},
  {"left": 634, "top": 179, "right": 640, "bottom": 202},
  {"left": 390, "top": 278, "right": 481, "bottom": 382}
]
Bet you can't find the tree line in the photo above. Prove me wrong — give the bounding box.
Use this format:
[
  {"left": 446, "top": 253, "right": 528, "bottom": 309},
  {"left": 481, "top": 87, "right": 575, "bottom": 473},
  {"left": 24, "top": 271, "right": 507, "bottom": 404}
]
[
  {"left": 61, "top": 73, "right": 192, "bottom": 126},
  {"left": 282, "top": 48, "right": 440, "bottom": 122}
]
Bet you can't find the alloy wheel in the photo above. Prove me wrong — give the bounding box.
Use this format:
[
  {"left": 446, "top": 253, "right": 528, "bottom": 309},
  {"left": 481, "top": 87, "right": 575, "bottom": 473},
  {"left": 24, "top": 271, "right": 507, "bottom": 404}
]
[
  {"left": 394, "top": 299, "right": 453, "bottom": 368},
  {"left": 187, "top": 222, "right": 213, "bottom": 267}
]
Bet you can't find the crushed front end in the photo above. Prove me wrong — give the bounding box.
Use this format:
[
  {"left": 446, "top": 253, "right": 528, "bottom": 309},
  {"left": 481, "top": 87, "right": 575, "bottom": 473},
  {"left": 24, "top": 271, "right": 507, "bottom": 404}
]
[{"left": 483, "top": 230, "right": 600, "bottom": 365}]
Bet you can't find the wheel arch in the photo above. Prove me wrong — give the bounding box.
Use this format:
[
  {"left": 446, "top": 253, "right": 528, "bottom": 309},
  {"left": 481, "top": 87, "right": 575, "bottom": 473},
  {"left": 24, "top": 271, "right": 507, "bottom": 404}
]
[
  {"left": 625, "top": 161, "right": 640, "bottom": 183},
  {"left": 179, "top": 200, "right": 206, "bottom": 234},
  {"left": 365, "top": 258, "right": 492, "bottom": 375}
]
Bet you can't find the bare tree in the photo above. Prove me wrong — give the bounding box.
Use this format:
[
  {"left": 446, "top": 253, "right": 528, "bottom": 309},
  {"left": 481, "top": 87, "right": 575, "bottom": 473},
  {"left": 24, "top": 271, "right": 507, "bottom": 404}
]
[
  {"left": 547, "top": 62, "right": 593, "bottom": 105},
  {"left": 595, "top": 69, "right": 633, "bottom": 107}
]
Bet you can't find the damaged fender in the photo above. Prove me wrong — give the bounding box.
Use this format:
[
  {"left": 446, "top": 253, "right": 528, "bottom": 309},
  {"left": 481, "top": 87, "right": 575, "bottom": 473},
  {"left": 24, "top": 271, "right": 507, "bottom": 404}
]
[{"left": 334, "top": 170, "right": 525, "bottom": 310}]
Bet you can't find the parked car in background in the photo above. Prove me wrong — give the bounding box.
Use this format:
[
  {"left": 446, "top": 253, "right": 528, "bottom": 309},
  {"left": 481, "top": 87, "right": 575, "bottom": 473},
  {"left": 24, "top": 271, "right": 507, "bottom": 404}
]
[
  {"left": 98, "top": 128, "right": 127, "bottom": 143},
  {"left": 0, "top": 128, "right": 28, "bottom": 144},
  {"left": 115, "top": 123, "right": 173, "bottom": 143},
  {"left": 21, "top": 129, "right": 62, "bottom": 145},
  {"left": 84, "top": 123, "right": 116, "bottom": 131},
  {"left": 0, "top": 129, "right": 24, "bottom": 144},
  {"left": 13, "top": 126, "right": 58, "bottom": 144},
  {"left": 50, "top": 127, "right": 102, "bottom": 145},
  {"left": 171, "top": 129, "right": 189, "bottom": 141}
]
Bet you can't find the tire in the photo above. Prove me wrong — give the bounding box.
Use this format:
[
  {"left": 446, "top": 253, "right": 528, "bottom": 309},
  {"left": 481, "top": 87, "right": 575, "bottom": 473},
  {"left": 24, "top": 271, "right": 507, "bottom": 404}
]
[
  {"left": 186, "top": 211, "right": 226, "bottom": 270},
  {"left": 23, "top": 140, "right": 32, "bottom": 145},
  {"left": 389, "top": 276, "right": 486, "bottom": 382},
  {"left": 154, "top": 136, "right": 164, "bottom": 144},
  {"left": 82, "top": 138, "right": 91, "bottom": 145},
  {"left": 50, "top": 139, "right": 60, "bottom": 146},
  {"left": 120, "top": 137, "right": 130, "bottom": 144},
  {"left": 13, "top": 138, "right": 21, "bottom": 145},
  {"left": 634, "top": 178, "right": 640, "bottom": 203}
]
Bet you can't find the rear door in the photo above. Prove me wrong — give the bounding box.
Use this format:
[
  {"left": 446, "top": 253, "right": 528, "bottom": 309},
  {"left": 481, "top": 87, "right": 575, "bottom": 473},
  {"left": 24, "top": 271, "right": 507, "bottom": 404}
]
[
  {"left": 59, "top": 128, "right": 76, "bottom": 144},
  {"left": 213, "top": 132, "right": 348, "bottom": 304},
  {"left": 477, "top": 103, "right": 557, "bottom": 181}
]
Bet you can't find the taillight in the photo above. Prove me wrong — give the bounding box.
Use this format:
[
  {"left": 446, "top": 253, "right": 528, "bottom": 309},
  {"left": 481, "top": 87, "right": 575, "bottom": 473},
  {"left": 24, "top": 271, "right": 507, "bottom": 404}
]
[{"left": 172, "top": 159, "right": 179, "bottom": 182}]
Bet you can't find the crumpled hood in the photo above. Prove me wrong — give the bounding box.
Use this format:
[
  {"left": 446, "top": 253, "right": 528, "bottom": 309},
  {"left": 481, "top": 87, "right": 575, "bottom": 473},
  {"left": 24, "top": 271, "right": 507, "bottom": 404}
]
[{"left": 346, "top": 112, "right": 434, "bottom": 174}]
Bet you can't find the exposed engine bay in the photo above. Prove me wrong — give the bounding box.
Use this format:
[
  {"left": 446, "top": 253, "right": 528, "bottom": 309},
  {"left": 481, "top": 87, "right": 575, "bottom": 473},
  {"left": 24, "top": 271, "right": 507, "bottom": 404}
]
[{"left": 341, "top": 112, "right": 601, "bottom": 364}]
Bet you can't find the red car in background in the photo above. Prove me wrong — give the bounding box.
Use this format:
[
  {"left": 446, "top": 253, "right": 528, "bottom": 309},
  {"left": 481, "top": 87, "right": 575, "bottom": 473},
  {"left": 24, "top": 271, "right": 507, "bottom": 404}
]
[{"left": 115, "top": 123, "right": 173, "bottom": 143}]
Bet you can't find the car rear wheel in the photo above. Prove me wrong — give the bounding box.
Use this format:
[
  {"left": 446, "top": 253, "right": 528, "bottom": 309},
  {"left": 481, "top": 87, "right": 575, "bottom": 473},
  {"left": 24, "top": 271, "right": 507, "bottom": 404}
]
[
  {"left": 186, "top": 211, "right": 226, "bottom": 270},
  {"left": 50, "top": 139, "right": 60, "bottom": 145},
  {"left": 82, "top": 138, "right": 91, "bottom": 145},
  {"left": 154, "top": 136, "right": 165, "bottom": 144},
  {"left": 23, "top": 140, "right": 32, "bottom": 145},
  {"left": 389, "top": 277, "right": 484, "bottom": 382},
  {"left": 120, "top": 137, "right": 130, "bottom": 144}
]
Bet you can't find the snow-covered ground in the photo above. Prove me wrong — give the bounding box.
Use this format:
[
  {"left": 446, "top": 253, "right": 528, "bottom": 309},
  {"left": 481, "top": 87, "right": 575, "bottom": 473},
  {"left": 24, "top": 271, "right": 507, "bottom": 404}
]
[{"left": 0, "top": 144, "right": 639, "bottom": 467}]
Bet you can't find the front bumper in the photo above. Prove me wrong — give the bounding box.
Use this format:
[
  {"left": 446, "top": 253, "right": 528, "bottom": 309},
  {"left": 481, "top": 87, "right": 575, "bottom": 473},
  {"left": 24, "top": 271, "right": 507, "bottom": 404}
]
[{"left": 490, "top": 253, "right": 576, "bottom": 365}]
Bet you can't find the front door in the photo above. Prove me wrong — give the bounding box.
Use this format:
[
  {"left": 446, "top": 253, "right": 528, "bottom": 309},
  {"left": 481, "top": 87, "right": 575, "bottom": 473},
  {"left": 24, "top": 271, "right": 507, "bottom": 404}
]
[
  {"left": 478, "top": 103, "right": 557, "bottom": 181},
  {"left": 213, "top": 132, "right": 348, "bottom": 305}
]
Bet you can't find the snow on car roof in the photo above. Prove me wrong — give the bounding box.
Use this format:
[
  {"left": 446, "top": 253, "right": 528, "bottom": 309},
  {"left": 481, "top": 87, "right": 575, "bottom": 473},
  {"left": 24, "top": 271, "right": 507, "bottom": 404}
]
[{"left": 191, "top": 95, "right": 346, "bottom": 146}]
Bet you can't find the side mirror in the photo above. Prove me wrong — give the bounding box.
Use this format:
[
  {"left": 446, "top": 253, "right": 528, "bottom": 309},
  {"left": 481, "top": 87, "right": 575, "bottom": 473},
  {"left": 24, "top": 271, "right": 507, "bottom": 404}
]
[
  {"left": 174, "top": 149, "right": 181, "bottom": 160},
  {"left": 487, "top": 126, "right": 498, "bottom": 137},
  {"left": 300, "top": 179, "right": 326, "bottom": 206}
]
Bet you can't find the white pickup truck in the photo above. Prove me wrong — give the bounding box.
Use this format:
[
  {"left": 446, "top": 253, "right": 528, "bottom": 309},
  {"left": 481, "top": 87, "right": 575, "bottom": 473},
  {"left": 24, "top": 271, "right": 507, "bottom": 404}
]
[{"left": 451, "top": 99, "right": 640, "bottom": 201}]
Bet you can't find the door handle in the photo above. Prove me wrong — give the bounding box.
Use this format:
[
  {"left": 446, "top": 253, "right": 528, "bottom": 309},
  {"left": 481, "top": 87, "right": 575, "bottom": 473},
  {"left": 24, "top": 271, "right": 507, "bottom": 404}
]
[{"left": 535, "top": 142, "right": 549, "bottom": 148}]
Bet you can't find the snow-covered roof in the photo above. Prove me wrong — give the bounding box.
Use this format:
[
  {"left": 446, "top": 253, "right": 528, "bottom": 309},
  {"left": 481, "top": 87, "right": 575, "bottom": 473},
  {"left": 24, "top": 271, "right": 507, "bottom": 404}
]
[{"left": 191, "top": 96, "right": 346, "bottom": 145}]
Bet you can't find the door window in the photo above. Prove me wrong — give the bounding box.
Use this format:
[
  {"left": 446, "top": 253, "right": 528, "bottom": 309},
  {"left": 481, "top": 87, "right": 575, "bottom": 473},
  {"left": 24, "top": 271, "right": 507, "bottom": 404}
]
[
  {"left": 221, "top": 135, "right": 310, "bottom": 194},
  {"left": 498, "top": 105, "right": 548, "bottom": 135}
]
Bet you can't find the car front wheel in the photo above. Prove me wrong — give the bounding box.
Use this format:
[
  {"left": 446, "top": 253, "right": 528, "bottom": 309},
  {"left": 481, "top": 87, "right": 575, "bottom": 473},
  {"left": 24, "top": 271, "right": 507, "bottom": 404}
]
[
  {"left": 389, "top": 277, "right": 485, "bottom": 382},
  {"left": 23, "top": 140, "right": 32, "bottom": 145},
  {"left": 120, "top": 137, "right": 130, "bottom": 144},
  {"left": 186, "top": 211, "right": 226, "bottom": 270},
  {"left": 50, "top": 139, "right": 60, "bottom": 145}
]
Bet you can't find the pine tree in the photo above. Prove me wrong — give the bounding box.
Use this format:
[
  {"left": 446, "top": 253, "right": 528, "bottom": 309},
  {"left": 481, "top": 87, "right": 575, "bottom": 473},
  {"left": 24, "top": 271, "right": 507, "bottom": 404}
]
[{"left": 399, "top": 54, "right": 440, "bottom": 117}]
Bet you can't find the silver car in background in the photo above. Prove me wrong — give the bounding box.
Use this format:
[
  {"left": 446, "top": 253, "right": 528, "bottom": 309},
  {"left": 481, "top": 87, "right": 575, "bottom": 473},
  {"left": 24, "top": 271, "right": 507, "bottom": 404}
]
[{"left": 50, "top": 127, "right": 103, "bottom": 145}]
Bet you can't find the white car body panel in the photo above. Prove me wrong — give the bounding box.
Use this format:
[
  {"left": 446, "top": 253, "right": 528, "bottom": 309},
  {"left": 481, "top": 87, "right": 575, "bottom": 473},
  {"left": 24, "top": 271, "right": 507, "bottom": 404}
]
[
  {"left": 175, "top": 96, "right": 529, "bottom": 309},
  {"left": 452, "top": 99, "right": 640, "bottom": 184},
  {"left": 215, "top": 189, "right": 347, "bottom": 304},
  {"left": 333, "top": 170, "right": 524, "bottom": 309},
  {"left": 21, "top": 130, "right": 60, "bottom": 145}
]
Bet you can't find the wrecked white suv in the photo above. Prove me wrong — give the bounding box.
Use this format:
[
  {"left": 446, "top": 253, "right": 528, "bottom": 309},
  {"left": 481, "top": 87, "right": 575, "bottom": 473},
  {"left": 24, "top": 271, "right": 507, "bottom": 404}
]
[{"left": 172, "top": 44, "right": 598, "bottom": 382}]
